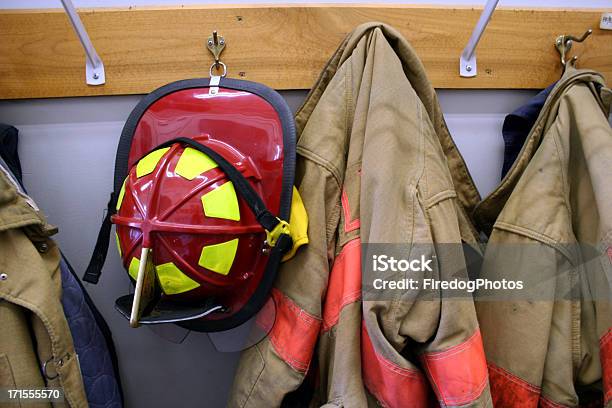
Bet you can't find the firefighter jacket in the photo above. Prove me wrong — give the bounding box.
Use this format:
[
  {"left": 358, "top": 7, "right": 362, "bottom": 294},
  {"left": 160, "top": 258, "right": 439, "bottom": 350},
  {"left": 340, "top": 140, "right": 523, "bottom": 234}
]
[
  {"left": 473, "top": 68, "right": 612, "bottom": 407},
  {"left": 0, "top": 163, "right": 88, "bottom": 407},
  {"left": 230, "top": 22, "right": 492, "bottom": 408}
]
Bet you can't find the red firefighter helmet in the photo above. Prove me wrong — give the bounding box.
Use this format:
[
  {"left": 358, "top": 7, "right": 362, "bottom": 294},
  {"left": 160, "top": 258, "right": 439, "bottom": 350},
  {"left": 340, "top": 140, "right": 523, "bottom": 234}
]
[{"left": 84, "top": 78, "right": 296, "bottom": 333}]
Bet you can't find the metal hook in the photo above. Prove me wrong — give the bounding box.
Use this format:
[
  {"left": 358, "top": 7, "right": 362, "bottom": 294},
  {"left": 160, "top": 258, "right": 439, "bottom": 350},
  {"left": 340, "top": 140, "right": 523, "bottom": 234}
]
[
  {"left": 555, "top": 28, "right": 592, "bottom": 67},
  {"left": 207, "top": 30, "right": 226, "bottom": 68},
  {"left": 566, "top": 29, "right": 593, "bottom": 44}
]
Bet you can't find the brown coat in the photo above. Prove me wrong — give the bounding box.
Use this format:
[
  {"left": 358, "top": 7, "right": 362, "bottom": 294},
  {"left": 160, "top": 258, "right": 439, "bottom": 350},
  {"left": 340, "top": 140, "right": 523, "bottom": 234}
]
[
  {"left": 474, "top": 67, "right": 612, "bottom": 407},
  {"left": 0, "top": 166, "right": 88, "bottom": 408},
  {"left": 230, "top": 23, "right": 491, "bottom": 408}
]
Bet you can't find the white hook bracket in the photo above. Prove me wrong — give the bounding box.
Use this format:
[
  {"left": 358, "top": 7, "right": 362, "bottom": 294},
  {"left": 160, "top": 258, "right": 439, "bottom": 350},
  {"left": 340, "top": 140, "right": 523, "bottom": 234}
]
[
  {"left": 60, "top": 0, "right": 105, "bottom": 85},
  {"left": 460, "top": 0, "right": 500, "bottom": 78}
]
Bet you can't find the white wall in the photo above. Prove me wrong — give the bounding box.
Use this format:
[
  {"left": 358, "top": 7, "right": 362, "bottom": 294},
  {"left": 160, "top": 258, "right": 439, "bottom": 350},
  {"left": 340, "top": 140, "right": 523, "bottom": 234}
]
[{"left": 0, "top": 1, "right": 610, "bottom": 407}]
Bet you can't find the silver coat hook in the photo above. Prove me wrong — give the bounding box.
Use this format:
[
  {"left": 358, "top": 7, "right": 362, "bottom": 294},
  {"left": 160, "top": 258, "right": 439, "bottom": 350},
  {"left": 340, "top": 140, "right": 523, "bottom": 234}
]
[
  {"left": 460, "top": 0, "right": 500, "bottom": 78},
  {"left": 60, "top": 0, "right": 105, "bottom": 86},
  {"left": 555, "top": 28, "right": 592, "bottom": 67}
]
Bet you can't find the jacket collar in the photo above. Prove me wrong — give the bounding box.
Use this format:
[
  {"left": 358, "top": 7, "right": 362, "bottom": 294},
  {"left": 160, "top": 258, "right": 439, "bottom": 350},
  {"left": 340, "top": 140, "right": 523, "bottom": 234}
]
[
  {"left": 295, "top": 22, "right": 482, "bottom": 215},
  {"left": 473, "top": 67, "right": 610, "bottom": 235}
]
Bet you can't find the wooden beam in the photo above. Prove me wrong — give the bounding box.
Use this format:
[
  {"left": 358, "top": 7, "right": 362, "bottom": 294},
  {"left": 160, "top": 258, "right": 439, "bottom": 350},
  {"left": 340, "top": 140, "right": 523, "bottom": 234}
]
[{"left": 0, "top": 5, "right": 610, "bottom": 99}]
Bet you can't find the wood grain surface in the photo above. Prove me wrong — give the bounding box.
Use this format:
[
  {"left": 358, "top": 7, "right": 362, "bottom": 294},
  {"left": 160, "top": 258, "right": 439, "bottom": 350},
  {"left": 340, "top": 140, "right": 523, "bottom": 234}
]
[{"left": 1, "top": 5, "right": 610, "bottom": 99}]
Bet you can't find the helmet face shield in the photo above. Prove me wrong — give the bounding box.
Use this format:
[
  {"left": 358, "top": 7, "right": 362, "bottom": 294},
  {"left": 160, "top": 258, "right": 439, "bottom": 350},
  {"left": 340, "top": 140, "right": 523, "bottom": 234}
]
[
  {"left": 114, "top": 268, "right": 277, "bottom": 351},
  {"left": 108, "top": 78, "right": 296, "bottom": 334},
  {"left": 141, "top": 303, "right": 277, "bottom": 351}
]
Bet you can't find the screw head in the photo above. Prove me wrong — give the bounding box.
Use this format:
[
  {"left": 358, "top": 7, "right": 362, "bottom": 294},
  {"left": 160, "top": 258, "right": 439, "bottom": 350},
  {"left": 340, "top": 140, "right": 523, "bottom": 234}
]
[
  {"left": 93, "top": 73, "right": 100, "bottom": 80},
  {"left": 207, "top": 40, "right": 213, "bottom": 46},
  {"left": 0, "top": 273, "right": 8, "bottom": 281},
  {"left": 219, "top": 39, "right": 225, "bottom": 46},
  {"left": 466, "top": 65, "right": 472, "bottom": 72}
]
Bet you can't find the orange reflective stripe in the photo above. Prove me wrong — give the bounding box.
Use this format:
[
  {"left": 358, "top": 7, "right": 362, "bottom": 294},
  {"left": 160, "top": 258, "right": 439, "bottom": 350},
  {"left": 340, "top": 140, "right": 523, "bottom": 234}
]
[
  {"left": 361, "top": 322, "right": 436, "bottom": 408},
  {"left": 421, "top": 329, "right": 489, "bottom": 406},
  {"left": 488, "top": 361, "right": 540, "bottom": 408},
  {"left": 341, "top": 190, "right": 360, "bottom": 232},
  {"left": 602, "top": 328, "right": 612, "bottom": 404},
  {"left": 322, "top": 238, "right": 362, "bottom": 331},
  {"left": 269, "top": 288, "right": 321, "bottom": 372}
]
